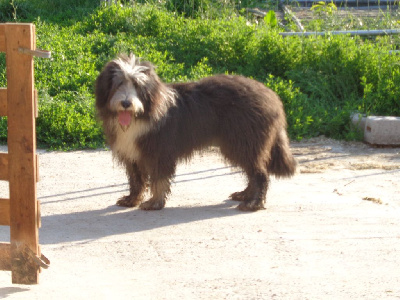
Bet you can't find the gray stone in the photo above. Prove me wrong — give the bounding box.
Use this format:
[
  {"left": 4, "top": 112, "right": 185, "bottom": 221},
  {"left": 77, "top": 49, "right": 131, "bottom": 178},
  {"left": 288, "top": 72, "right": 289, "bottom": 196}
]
[{"left": 364, "top": 116, "right": 400, "bottom": 145}]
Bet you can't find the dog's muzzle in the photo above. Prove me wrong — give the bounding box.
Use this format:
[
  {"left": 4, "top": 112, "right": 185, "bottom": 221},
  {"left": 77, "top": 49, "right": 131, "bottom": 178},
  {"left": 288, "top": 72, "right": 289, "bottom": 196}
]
[{"left": 121, "top": 100, "right": 132, "bottom": 109}]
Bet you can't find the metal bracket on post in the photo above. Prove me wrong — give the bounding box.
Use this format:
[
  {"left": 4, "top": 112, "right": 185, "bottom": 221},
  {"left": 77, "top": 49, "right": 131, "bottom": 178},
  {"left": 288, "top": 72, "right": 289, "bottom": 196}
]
[{"left": 18, "top": 47, "right": 51, "bottom": 58}]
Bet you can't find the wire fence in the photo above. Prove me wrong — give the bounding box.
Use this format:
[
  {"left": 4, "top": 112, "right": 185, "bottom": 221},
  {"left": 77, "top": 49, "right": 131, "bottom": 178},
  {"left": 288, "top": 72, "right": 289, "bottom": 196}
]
[
  {"left": 281, "top": 0, "right": 400, "bottom": 32},
  {"left": 100, "top": 0, "right": 400, "bottom": 33}
]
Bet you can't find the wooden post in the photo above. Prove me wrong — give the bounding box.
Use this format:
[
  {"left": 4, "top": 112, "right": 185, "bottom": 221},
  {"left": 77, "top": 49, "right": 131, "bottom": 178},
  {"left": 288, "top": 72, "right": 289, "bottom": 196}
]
[
  {"left": 5, "top": 23, "right": 39, "bottom": 284},
  {"left": 0, "top": 22, "right": 48, "bottom": 285}
]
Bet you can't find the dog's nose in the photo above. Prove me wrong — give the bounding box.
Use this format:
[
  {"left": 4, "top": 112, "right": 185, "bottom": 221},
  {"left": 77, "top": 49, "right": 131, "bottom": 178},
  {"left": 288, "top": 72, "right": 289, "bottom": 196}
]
[{"left": 121, "top": 100, "right": 132, "bottom": 109}]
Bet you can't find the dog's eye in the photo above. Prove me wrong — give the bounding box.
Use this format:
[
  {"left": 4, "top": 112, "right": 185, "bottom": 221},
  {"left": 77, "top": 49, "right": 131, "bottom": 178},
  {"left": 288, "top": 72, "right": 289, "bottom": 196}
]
[
  {"left": 112, "top": 76, "right": 123, "bottom": 88},
  {"left": 131, "top": 79, "right": 140, "bottom": 89}
]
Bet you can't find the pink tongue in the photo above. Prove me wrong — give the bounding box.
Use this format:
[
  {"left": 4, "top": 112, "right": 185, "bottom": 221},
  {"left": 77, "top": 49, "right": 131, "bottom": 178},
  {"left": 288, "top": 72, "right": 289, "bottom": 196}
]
[{"left": 118, "top": 111, "right": 132, "bottom": 126}]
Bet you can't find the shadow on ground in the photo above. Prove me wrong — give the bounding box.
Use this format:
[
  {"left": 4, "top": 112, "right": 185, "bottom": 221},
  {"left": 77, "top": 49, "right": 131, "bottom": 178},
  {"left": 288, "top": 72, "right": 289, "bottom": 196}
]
[
  {"left": 0, "top": 287, "right": 30, "bottom": 298},
  {"left": 39, "top": 200, "right": 242, "bottom": 245}
]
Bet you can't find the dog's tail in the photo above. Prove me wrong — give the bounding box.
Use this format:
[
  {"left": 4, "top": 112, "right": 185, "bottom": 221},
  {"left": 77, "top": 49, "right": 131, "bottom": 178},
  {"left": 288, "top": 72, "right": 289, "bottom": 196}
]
[{"left": 267, "top": 129, "right": 297, "bottom": 178}]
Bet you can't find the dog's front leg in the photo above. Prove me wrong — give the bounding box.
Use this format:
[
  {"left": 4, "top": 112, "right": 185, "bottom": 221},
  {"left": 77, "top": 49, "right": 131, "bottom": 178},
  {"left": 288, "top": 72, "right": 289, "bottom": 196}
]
[
  {"left": 139, "top": 178, "right": 171, "bottom": 210},
  {"left": 117, "top": 162, "right": 147, "bottom": 207}
]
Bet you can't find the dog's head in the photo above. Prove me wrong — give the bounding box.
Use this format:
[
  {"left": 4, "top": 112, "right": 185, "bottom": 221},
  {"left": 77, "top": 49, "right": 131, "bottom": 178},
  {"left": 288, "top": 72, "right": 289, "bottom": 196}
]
[{"left": 95, "top": 54, "right": 175, "bottom": 131}]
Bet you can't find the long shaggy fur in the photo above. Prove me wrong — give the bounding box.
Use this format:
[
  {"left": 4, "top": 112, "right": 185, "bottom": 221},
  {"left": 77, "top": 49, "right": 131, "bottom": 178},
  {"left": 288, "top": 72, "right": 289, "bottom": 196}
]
[{"left": 95, "top": 54, "right": 296, "bottom": 211}]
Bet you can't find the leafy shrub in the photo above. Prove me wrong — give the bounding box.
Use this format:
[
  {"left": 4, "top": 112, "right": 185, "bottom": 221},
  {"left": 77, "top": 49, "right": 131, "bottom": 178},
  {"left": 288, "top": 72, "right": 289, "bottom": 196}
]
[
  {"left": 36, "top": 91, "right": 104, "bottom": 149},
  {"left": 264, "top": 75, "right": 318, "bottom": 140},
  {"left": 0, "top": 0, "right": 32, "bottom": 22},
  {"left": 1, "top": 2, "right": 399, "bottom": 149},
  {"left": 0, "top": 117, "right": 6, "bottom": 143}
]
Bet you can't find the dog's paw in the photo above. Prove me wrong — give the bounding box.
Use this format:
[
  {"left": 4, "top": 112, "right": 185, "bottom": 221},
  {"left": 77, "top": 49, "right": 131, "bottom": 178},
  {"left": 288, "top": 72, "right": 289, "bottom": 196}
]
[
  {"left": 230, "top": 191, "right": 247, "bottom": 202},
  {"left": 116, "top": 195, "right": 141, "bottom": 207},
  {"left": 139, "top": 198, "right": 166, "bottom": 210},
  {"left": 237, "top": 200, "right": 266, "bottom": 212}
]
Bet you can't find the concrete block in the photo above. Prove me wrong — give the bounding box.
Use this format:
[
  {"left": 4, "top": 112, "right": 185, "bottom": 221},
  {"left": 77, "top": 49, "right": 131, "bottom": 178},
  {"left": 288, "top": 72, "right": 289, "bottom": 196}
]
[{"left": 364, "top": 116, "right": 400, "bottom": 145}]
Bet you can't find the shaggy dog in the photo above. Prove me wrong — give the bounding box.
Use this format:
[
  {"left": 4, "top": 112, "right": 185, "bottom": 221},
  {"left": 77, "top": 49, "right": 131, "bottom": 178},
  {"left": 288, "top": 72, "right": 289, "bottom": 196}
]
[{"left": 95, "top": 54, "right": 296, "bottom": 211}]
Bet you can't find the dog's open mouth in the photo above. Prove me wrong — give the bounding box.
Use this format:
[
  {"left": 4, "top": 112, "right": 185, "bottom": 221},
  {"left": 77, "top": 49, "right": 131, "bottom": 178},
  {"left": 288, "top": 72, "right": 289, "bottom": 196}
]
[{"left": 118, "top": 111, "right": 132, "bottom": 131}]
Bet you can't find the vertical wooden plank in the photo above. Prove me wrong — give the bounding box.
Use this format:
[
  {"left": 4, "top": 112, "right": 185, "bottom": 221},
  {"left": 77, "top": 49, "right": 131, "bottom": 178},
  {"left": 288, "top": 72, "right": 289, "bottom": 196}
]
[
  {"left": 35, "top": 154, "right": 39, "bottom": 181},
  {"left": 0, "top": 153, "right": 8, "bottom": 181},
  {"left": 34, "top": 89, "right": 38, "bottom": 118},
  {"left": 5, "top": 23, "right": 39, "bottom": 284},
  {"left": 37, "top": 200, "right": 41, "bottom": 228},
  {"left": 0, "top": 243, "right": 11, "bottom": 271},
  {"left": 0, "top": 198, "right": 10, "bottom": 226},
  {"left": 0, "top": 88, "right": 6, "bottom": 116}
]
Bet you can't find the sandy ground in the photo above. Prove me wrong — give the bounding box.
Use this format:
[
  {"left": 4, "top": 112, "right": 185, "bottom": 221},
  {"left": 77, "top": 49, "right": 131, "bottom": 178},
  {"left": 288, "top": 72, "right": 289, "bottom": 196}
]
[{"left": 0, "top": 138, "right": 400, "bottom": 299}]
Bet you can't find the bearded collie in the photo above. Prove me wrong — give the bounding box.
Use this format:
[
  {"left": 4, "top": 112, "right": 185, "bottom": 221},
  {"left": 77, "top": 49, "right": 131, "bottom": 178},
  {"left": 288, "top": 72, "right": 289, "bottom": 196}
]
[{"left": 95, "top": 54, "right": 296, "bottom": 211}]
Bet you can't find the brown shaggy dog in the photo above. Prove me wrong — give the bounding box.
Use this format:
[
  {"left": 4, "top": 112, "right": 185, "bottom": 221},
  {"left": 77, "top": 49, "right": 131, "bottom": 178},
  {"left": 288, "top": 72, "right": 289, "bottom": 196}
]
[{"left": 95, "top": 54, "right": 296, "bottom": 211}]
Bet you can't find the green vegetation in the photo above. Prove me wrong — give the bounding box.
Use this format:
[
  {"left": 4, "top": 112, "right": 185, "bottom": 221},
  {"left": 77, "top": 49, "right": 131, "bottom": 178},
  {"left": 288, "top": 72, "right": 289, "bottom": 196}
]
[{"left": 0, "top": 0, "right": 399, "bottom": 149}]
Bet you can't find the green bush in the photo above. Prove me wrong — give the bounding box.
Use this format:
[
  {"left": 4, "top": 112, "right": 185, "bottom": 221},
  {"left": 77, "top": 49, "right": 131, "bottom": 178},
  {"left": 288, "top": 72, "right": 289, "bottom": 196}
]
[
  {"left": 264, "top": 75, "right": 318, "bottom": 140},
  {"left": 0, "top": 2, "right": 399, "bottom": 149},
  {"left": 36, "top": 91, "right": 104, "bottom": 149}
]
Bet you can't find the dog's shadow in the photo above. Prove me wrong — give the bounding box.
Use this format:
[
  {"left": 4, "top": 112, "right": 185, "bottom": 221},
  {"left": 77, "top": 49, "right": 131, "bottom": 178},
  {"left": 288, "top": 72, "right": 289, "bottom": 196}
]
[
  {"left": 32, "top": 166, "right": 245, "bottom": 245},
  {"left": 39, "top": 200, "right": 241, "bottom": 245}
]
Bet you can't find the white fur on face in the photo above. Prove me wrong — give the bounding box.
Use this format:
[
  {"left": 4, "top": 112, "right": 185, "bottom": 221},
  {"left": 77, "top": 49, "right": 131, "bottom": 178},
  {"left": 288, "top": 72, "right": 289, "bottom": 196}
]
[
  {"left": 115, "top": 56, "right": 149, "bottom": 85},
  {"left": 109, "top": 81, "right": 144, "bottom": 115}
]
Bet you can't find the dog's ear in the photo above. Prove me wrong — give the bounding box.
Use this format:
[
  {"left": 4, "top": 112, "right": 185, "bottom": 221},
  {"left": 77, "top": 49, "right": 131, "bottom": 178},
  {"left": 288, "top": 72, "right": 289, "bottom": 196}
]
[{"left": 95, "top": 61, "right": 121, "bottom": 110}]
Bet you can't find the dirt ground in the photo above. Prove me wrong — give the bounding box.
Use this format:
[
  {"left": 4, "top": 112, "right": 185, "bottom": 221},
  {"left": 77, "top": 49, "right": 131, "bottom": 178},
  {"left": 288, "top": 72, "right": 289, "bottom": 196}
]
[{"left": 0, "top": 137, "right": 400, "bottom": 299}]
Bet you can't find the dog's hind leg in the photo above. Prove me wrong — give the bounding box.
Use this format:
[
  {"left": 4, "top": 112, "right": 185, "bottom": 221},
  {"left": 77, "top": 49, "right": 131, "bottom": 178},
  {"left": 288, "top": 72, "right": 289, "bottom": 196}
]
[
  {"left": 230, "top": 181, "right": 255, "bottom": 202},
  {"left": 117, "top": 163, "right": 147, "bottom": 207},
  {"left": 234, "top": 170, "right": 269, "bottom": 212}
]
